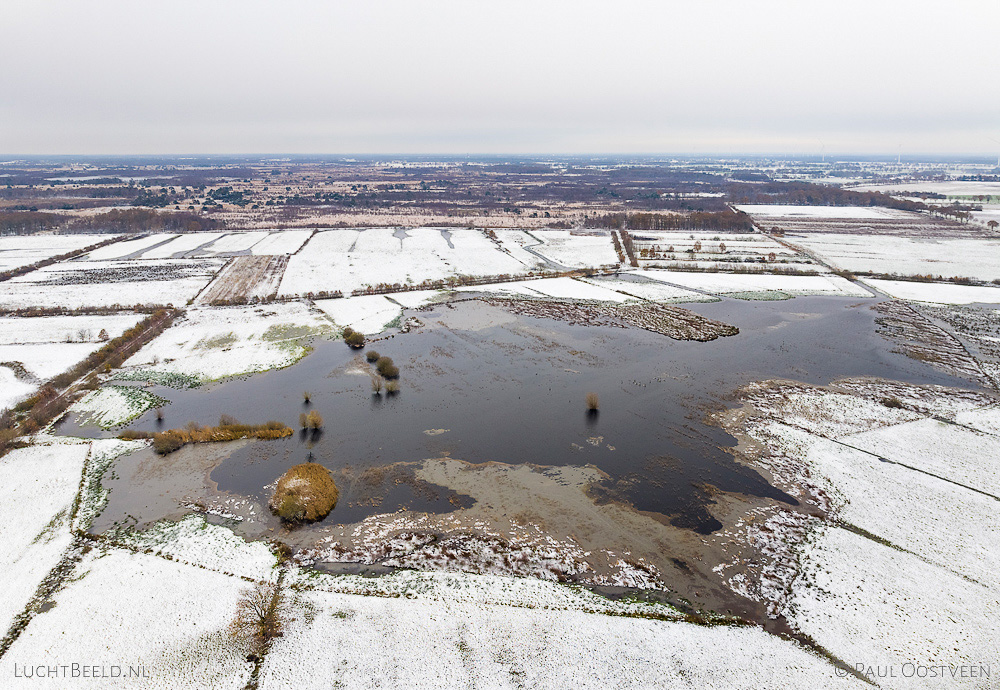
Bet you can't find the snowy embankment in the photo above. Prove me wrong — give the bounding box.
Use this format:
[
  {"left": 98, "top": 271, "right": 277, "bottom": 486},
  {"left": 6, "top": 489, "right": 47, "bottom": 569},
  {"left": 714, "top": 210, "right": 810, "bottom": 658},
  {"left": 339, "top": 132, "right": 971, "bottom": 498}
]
[
  {"left": 863, "top": 279, "right": 1000, "bottom": 305},
  {"left": 120, "top": 303, "right": 334, "bottom": 383},
  {"left": 632, "top": 269, "right": 871, "bottom": 299},
  {"left": 721, "top": 380, "right": 1000, "bottom": 688}
]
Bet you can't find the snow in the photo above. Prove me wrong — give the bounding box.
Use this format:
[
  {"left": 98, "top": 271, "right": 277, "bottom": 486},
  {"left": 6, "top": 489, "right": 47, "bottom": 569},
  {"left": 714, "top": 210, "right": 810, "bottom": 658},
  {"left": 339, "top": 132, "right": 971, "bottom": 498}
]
[
  {"left": 864, "top": 279, "right": 1000, "bottom": 304},
  {"left": 0, "top": 366, "right": 36, "bottom": 411},
  {"left": 851, "top": 181, "right": 1000, "bottom": 196},
  {"left": 122, "top": 303, "right": 334, "bottom": 382},
  {"left": 789, "top": 521, "right": 1000, "bottom": 687},
  {"left": 314, "top": 295, "right": 402, "bottom": 335},
  {"left": 135, "top": 232, "right": 228, "bottom": 259},
  {"left": 734, "top": 204, "right": 905, "bottom": 219},
  {"left": 791, "top": 234, "right": 1000, "bottom": 282},
  {"left": 81, "top": 234, "right": 179, "bottom": 261},
  {"left": 70, "top": 385, "right": 166, "bottom": 428},
  {"left": 279, "top": 228, "right": 531, "bottom": 297},
  {"left": 248, "top": 230, "right": 313, "bottom": 255},
  {"left": 955, "top": 406, "right": 1000, "bottom": 436},
  {"left": 457, "top": 276, "right": 631, "bottom": 302},
  {"left": 2, "top": 547, "right": 253, "bottom": 689},
  {"left": 0, "top": 442, "right": 89, "bottom": 636},
  {"left": 259, "top": 585, "right": 859, "bottom": 690},
  {"left": 111, "top": 514, "right": 278, "bottom": 582},
  {"left": 632, "top": 269, "right": 871, "bottom": 298},
  {"left": 198, "top": 231, "right": 270, "bottom": 255},
  {"left": 492, "top": 229, "right": 547, "bottom": 268},
  {"left": 0, "top": 258, "right": 224, "bottom": 309},
  {"left": 385, "top": 289, "right": 447, "bottom": 309},
  {"left": 525, "top": 229, "right": 619, "bottom": 268},
  {"left": 0, "top": 233, "right": 119, "bottom": 272},
  {"left": 0, "top": 342, "right": 103, "bottom": 379},
  {"left": 733, "top": 382, "right": 1000, "bottom": 685},
  {"left": 843, "top": 417, "right": 1000, "bottom": 499},
  {"left": 0, "top": 313, "right": 143, "bottom": 345},
  {"left": 583, "top": 276, "right": 713, "bottom": 303}
]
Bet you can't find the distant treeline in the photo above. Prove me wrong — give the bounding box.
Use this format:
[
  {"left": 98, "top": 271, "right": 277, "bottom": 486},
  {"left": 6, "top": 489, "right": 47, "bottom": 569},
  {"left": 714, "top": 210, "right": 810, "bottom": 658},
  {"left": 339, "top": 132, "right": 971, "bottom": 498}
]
[
  {"left": 0, "top": 208, "right": 223, "bottom": 236},
  {"left": 584, "top": 210, "right": 755, "bottom": 232},
  {"left": 724, "top": 182, "right": 928, "bottom": 212}
]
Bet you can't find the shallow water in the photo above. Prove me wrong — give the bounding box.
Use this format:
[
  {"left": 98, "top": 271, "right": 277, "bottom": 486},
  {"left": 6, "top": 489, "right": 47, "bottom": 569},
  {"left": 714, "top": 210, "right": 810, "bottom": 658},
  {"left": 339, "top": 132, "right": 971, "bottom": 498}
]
[{"left": 68, "top": 295, "right": 975, "bottom": 533}]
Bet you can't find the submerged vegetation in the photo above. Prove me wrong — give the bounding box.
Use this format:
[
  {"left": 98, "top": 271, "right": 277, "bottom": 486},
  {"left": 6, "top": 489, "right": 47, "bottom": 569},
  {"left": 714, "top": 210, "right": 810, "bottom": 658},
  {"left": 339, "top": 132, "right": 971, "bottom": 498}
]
[
  {"left": 269, "top": 463, "right": 340, "bottom": 523},
  {"left": 343, "top": 327, "right": 366, "bottom": 348}
]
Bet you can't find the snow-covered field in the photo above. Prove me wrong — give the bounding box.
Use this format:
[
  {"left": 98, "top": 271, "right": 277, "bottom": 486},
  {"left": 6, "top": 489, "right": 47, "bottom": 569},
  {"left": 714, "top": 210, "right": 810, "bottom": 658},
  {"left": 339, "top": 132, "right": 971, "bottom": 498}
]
[
  {"left": 259, "top": 585, "right": 855, "bottom": 690},
  {"left": 791, "top": 234, "right": 1000, "bottom": 281},
  {"left": 70, "top": 385, "right": 167, "bottom": 428},
  {"left": 279, "top": 228, "right": 534, "bottom": 297},
  {"left": 457, "top": 276, "right": 631, "bottom": 302},
  {"left": 0, "top": 441, "right": 89, "bottom": 636},
  {"left": 121, "top": 303, "right": 334, "bottom": 382},
  {"left": 524, "top": 229, "right": 618, "bottom": 268},
  {"left": 734, "top": 204, "right": 908, "bottom": 219},
  {"left": 724, "top": 380, "right": 1000, "bottom": 687},
  {"left": 0, "top": 234, "right": 118, "bottom": 272},
  {"left": 851, "top": 181, "right": 1000, "bottom": 197},
  {"left": 0, "top": 313, "right": 142, "bottom": 345},
  {"left": 632, "top": 269, "right": 871, "bottom": 298},
  {"left": 0, "top": 342, "right": 106, "bottom": 380},
  {"left": 2, "top": 548, "right": 254, "bottom": 689},
  {"left": 0, "top": 258, "right": 225, "bottom": 309},
  {"left": 583, "top": 276, "right": 713, "bottom": 302},
  {"left": 0, "top": 313, "right": 145, "bottom": 411},
  {"left": 80, "top": 234, "right": 179, "bottom": 261},
  {"left": 864, "top": 279, "right": 1000, "bottom": 304},
  {"left": 0, "top": 366, "right": 36, "bottom": 411},
  {"left": 314, "top": 295, "right": 403, "bottom": 335},
  {"left": 248, "top": 230, "right": 313, "bottom": 255}
]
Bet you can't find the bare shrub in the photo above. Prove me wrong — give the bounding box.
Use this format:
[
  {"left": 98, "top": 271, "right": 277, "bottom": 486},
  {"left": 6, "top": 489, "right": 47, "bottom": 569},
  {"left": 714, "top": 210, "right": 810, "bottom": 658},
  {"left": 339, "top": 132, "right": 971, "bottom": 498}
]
[
  {"left": 385, "top": 380, "right": 400, "bottom": 394},
  {"left": 228, "top": 581, "right": 289, "bottom": 659},
  {"left": 370, "top": 375, "right": 383, "bottom": 394},
  {"left": 302, "top": 391, "right": 311, "bottom": 404},
  {"left": 306, "top": 410, "right": 323, "bottom": 430},
  {"left": 586, "top": 392, "right": 600, "bottom": 411}
]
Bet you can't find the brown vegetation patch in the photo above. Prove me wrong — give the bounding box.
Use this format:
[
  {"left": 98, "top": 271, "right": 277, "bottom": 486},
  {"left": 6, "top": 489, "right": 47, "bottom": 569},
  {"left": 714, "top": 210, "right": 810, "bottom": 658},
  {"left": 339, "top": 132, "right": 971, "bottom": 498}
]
[
  {"left": 121, "top": 419, "right": 292, "bottom": 455},
  {"left": 873, "top": 300, "right": 993, "bottom": 387},
  {"left": 198, "top": 255, "right": 288, "bottom": 305},
  {"left": 269, "top": 463, "right": 340, "bottom": 523}
]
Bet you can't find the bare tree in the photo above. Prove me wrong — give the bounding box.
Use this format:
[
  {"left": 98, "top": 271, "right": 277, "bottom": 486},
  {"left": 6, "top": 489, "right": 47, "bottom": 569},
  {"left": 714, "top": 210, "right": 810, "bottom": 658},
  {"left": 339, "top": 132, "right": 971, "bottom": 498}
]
[{"left": 228, "top": 581, "right": 290, "bottom": 659}]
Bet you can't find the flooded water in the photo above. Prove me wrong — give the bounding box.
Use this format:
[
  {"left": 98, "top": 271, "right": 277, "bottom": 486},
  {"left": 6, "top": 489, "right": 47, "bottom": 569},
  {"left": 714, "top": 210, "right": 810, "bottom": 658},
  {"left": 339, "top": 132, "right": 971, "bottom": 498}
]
[{"left": 65, "top": 294, "right": 976, "bottom": 535}]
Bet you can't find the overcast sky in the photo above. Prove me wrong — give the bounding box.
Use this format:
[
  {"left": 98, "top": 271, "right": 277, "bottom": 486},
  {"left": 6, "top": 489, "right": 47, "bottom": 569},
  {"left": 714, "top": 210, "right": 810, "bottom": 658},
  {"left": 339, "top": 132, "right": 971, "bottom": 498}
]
[{"left": 2, "top": 0, "right": 997, "bottom": 156}]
